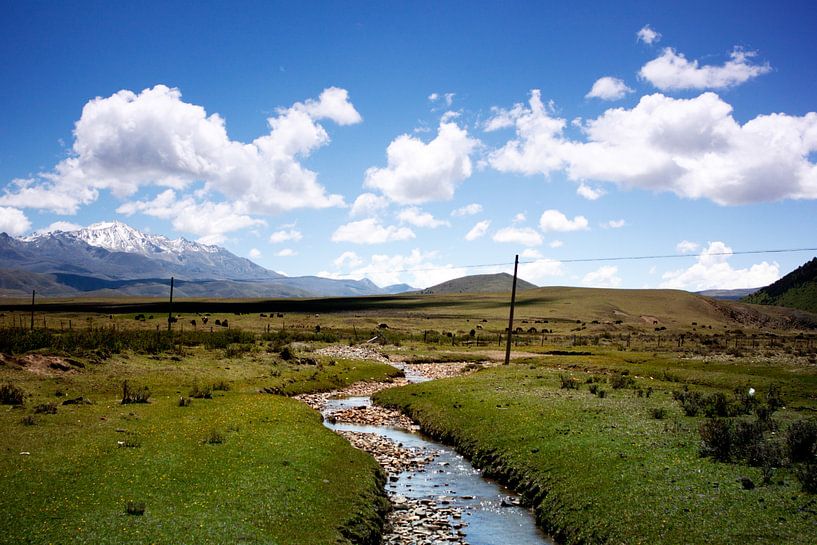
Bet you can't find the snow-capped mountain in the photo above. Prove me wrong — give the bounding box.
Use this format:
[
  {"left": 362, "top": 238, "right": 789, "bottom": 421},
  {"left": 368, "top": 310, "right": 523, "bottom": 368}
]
[
  {"left": 10, "top": 221, "right": 282, "bottom": 281},
  {"left": 0, "top": 221, "right": 415, "bottom": 297}
]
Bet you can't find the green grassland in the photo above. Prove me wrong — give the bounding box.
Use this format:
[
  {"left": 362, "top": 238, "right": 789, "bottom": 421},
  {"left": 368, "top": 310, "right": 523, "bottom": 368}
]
[
  {"left": 375, "top": 353, "right": 817, "bottom": 544},
  {"left": 0, "top": 346, "right": 399, "bottom": 545}
]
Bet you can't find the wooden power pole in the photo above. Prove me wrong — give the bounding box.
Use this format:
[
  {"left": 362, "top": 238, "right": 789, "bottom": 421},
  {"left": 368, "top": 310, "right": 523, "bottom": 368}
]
[
  {"left": 167, "top": 277, "right": 174, "bottom": 332},
  {"left": 504, "top": 255, "right": 519, "bottom": 365},
  {"left": 30, "top": 289, "right": 35, "bottom": 331}
]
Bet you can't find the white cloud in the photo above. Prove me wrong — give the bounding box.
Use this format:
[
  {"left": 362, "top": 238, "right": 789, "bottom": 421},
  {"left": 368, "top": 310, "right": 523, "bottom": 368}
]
[
  {"left": 586, "top": 77, "right": 634, "bottom": 101},
  {"left": 637, "top": 25, "right": 661, "bottom": 45},
  {"left": 583, "top": 265, "right": 622, "bottom": 287},
  {"left": 660, "top": 241, "right": 779, "bottom": 290},
  {"left": 603, "top": 219, "right": 626, "bottom": 229},
  {"left": 364, "top": 121, "right": 478, "bottom": 204},
  {"left": 275, "top": 248, "right": 297, "bottom": 257},
  {"left": 428, "top": 93, "right": 439, "bottom": 102},
  {"left": 269, "top": 229, "right": 303, "bottom": 243},
  {"left": 350, "top": 192, "right": 389, "bottom": 217},
  {"left": 577, "top": 183, "right": 605, "bottom": 200},
  {"left": 451, "top": 203, "right": 483, "bottom": 217},
  {"left": 333, "top": 251, "right": 363, "bottom": 269},
  {"left": 429, "top": 92, "right": 455, "bottom": 107},
  {"left": 518, "top": 259, "right": 564, "bottom": 284},
  {"left": 398, "top": 207, "right": 450, "bottom": 228},
  {"left": 0, "top": 207, "right": 31, "bottom": 235},
  {"left": 323, "top": 248, "right": 466, "bottom": 289},
  {"left": 676, "top": 240, "right": 699, "bottom": 254},
  {"left": 639, "top": 48, "right": 771, "bottom": 91},
  {"left": 488, "top": 90, "right": 817, "bottom": 205},
  {"left": 539, "top": 209, "right": 589, "bottom": 232},
  {"left": 36, "top": 221, "right": 82, "bottom": 234},
  {"left": 492, "top": 226, "right": 543, "bottom": 246},
  {"left": 521, "top": 248, "right": 542, "bottom": 259},
  {"left": 249, "top": 248, "right": 261, "bottom": 259},
  {"left": 117, "top": 189, "right": 266, "bottom": 244},
  {"left": 549, "top": 240, "right": 564, "bottom": 248},
  {"left": 0, "top": 85, "right": 354, "bottom": 217},
  {"left": 465, "top": 220, "right": 491, "bottom": 241},
  {"left": 512, "top": 212, "right": 527, "bottom": 223},
  {"left": 331, "top": 218, "right": 415, "bottom": 244}
]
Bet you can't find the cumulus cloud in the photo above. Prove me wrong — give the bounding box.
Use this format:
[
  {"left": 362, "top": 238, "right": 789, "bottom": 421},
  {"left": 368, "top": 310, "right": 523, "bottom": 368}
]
[
  {"left": 660, "top": 241, "right": 779, "bottom": 290},
  {"left": 586, "top": 77, "right": 634, "bottom": 101},
  {"left": 603, "top": 219, "right": 626, "bottom": 229},
  {"left": 492, "top": 226, "right": 543, "bottom": 246},
  {"left": 0, "top": 206, "right": 31, "bottom": 235},
  {"left": 0, "top": 85, "right": 355, "bottom": 225},
  {"left": 429, "top": 92, "right": 455, "bottom": 107},
  {"left": 577, "top": 183, "right": 605, "bottom": 200},
  {"left": 398, "top": 207, "right": 450, "bottom": 228},
  {"left": 451, "top": 203, "right": 483, "bottom": 217},
  {"left": 637, "top": 25, "right": 661, "bottom": 45},
  {"left": 350, "top": 192, "right": 389, "bottom": 217},
  {"left": 333, "top": 251, "right": 363, "bottom": 269},
  {"left": 249, "top": 248, "right": 261, "bottom": 259},
  {"left": 512, "top": 212, "right": 527, "bottom": 223},
  {"left": 583, "top": 265, "right": 622, "bottom": 288},
  {"left": 539, "top": 209, "right": 589, "bottom": 232},
  {"left": 364, "top": 121, "right": 478, "bottom": 204},
  {"left": 36, "top": 221, "right": 82, "bottom": 234},
  {"left": 488, "top": 89, "right": 817, "bottom": 205},
  {"left": 465, "top": 220, "right": 491, "bottom": 241},
  {"left": 549, "top": 240, "right": 564, "bottom": 248},
  {"left": 331, "top": 218, "right": 415, "bottom": 244},
  {"left": 676, "top": 240, "right": 699, "bottom": 254},
  {"left": 518, "top": 259, "right": 564, "bottom": 284},
  {"left": 269, "top": 229, "right": 303, "bottom": 243},
  {"left": 321, "top": 248, "right": 466, "bottom": 288},
  {"left": 275, "top": 248, "right": 297, "bottom": 257},
  {"left": 639, "top": 48, "right": 771, "bottom": 91},
  {"left": 117, "top": 189, "right": 265, "bottom": 244}
]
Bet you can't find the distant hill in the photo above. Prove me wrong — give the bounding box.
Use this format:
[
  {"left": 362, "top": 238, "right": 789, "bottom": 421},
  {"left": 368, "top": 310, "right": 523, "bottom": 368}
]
[
  {"left": 743, "top": 257, "right": 817, "bottom": 313},
  {"left": 419, "top": 272, "right": 537, "bottom": 295},
  {"left": 697, "top": 288, "right": 760, "bottom": 301}
]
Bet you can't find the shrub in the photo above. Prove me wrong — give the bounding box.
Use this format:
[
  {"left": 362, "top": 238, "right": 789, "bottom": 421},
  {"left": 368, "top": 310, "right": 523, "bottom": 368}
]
[
  {"left": 699, "top": 419, "right": 734, "bottom": 462},
  {"left": 796, "top": 463, "right": 817, "bottom": 494},
  {"left": 732, "top": 387, "right": 758, "bottom": 416},
  {"left": 674, "top": 390, "right": 704, "bottom": 417},
  {"left": 703, "top": 392, "right": 733, "bottom": 418},
  {"left": 596, "top": 388, "right": 607, "bottom": 399},
  {"left": 0, "top": 383, "right": 25, "bottom": 405},
  {"left": 126, "top": 501, "right": 146, "bottom": 515},
  {"left": 189, "top": 384, "right": 213, "bottom": 399},
  {"left": 786, "top": 420, "right": 817, "bottom": 463},
  {"left": 34, "top": 402, "right": 57, "bottom": 414},
  {"left": 178, "top": 396, "right": 192, "bottom": 407},
  {"left": 588, "top": 384, "right": 599, "bottom": 395},
  {"left": 121, "top": 381, "right": 150, "bottom": 404},
  {"left": 765, "top": 383, "right": 785, "bottom": 412},
  {"left": 205, "top": 429, "right": 224, "bottom": 444},
  {"left": 559, "top": 375, "right": 580, "bottom": 390},
  {"left": 20, "top": 415, "right": 36, "bottom": 426},
  {"left": 651, "top": 407, "right": 668, "bottom": 420},
  {"left": 212, "top": 380, "right": 230, "bottom": 391},
  {"left": 609, "top": 372, "right": 635, "bottom": 389},
  {"left": 279, "top": 345, "right": 295, "bottom": 361}
]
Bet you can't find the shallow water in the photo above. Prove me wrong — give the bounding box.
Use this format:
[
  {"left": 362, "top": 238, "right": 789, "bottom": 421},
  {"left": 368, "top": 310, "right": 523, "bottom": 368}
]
[{"left": 323, "top": 381, "right": 553, "bottom": 545}]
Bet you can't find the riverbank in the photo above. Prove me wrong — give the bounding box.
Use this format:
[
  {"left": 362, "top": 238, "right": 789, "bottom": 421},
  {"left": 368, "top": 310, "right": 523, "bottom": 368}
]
[{"left": 375, "top": 360, "right": 817, "bottom": 545}]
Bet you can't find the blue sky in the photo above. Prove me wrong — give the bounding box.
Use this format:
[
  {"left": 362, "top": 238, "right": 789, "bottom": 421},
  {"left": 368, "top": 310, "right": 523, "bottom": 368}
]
[{"left": 2, "top": 1, "right": 816, "bottom": 289}]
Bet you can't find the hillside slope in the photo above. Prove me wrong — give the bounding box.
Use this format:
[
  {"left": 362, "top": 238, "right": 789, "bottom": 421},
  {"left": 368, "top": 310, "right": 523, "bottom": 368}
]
[
  {"left": 743, "top": 257, "right": 817, "bottom": 313},
  {"left": 419, "top": 272, "right": 537, "bottom": 295}
]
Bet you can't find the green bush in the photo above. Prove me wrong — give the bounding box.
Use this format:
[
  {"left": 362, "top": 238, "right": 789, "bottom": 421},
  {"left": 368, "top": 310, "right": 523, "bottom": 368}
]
[
  {"left": 699, "top": 419, "right": 734, "bottom": 462},
  {"left": 121, "top": 380, "right": 150, "bottom": 404},
  {"left": 559, "top": 375, "right": 580, "bottom": 390},
  {"left": 610, "top": 372, "right": 635, "bottom": 389},
  {"left": 33, "top": 402, "right": 57, "bottom": 414},
  {"left": 786, "top": 420, "right": 817, "bottom": 463},
  {"left": 0, "top": 382, "right": 25, "bottom": 405},
  {"left": 796, "top": 463, "right": 817, "bottom": 494},
  {"left": 651, "top": 407, "right": 668, "bottom": 420},
  {"left": 189, "top": 384, "right": 213, "bottom": 399}
]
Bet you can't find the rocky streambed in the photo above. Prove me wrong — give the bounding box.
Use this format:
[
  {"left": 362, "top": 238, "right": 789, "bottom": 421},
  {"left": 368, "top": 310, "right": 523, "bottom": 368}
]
[{"left": 296, "top": 348, "right": 552, "bottom": 545}]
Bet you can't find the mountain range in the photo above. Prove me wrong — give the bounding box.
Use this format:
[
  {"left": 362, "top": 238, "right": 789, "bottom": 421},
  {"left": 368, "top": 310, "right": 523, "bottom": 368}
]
[{"left": 0, "top": 222, "right": 414, "bottom": 298}]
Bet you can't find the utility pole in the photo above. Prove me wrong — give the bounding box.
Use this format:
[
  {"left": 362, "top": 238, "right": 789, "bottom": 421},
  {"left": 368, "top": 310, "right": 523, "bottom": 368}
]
[
  {"left": 30, "top": 290, "right": 35, "bottom": 331},
  {"left": 504, "top": 255, "right": 519, "bottom": 365},
  {"left": 167, "top": 277, "right": 174, "bottom": 332}
]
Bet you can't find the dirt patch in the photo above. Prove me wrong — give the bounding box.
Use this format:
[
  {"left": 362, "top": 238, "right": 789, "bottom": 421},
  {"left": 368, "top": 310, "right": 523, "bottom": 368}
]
[
  {"left": 0, "top": 353, "right": 83, "bottom": 376},
  {"left": 640, "top": 315, "right": 660, "bottom": 325}
]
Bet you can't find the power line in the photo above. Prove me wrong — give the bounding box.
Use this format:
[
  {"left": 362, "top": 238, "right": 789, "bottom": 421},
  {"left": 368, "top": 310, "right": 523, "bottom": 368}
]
[{"left": 386, "top": 246, "right": 817, "bottom": 274}]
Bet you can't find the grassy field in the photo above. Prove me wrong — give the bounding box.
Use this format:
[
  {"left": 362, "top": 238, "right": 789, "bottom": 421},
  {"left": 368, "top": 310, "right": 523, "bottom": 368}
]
[
  {"left": 375, "top": 353, "right": 817, "bottom": 544},
  {"left": 0, "top": 344, "right": 399, "bottom": 545}
]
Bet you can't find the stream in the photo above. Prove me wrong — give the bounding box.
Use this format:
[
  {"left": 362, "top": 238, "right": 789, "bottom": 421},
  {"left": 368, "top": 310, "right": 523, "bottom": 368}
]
[{"left": 306, "top": 357, "right": 553, "bottom": 545}]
